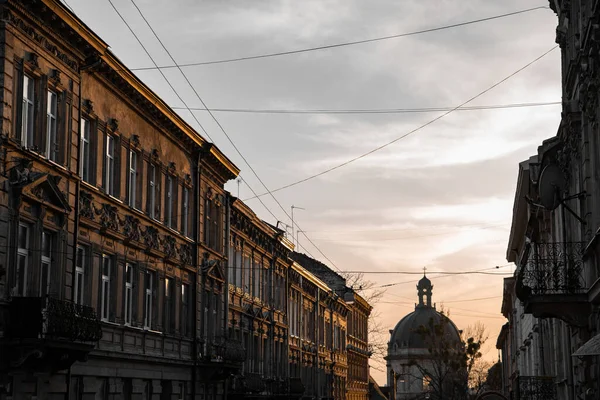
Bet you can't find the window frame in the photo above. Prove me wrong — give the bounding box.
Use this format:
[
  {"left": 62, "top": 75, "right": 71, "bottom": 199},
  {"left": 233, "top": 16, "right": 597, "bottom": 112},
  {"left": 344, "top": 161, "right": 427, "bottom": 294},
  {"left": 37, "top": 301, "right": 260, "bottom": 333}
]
[
  {"left": 182, "top": 186, "right": 189, "bottom": 237},
  {"left": 105, "top": 135, "right": 116, "bottom": 196},
  {"left": 46, "top": 89, "right": 58, "bottom": 161},
  {"left": 166, "top": 175, "right": 174, "bottom": 228},
  {"left": 40, "top": 230, "right": 52, "bottom": 299},
  {"left": 80, "top": 118, "right": 91, "bottom": 182},
  {"left": 101, "top": 254, "right": 112, "bottom": 322},
  {"left": 21, "top": 73, "right": 35, "bottom": 149},
  {"left": 128, "top": 149, "right": 138, "bottom": 208},
  {"left": 124, "top": 263, "right": 134, "bottom": 326},
  {"left": 74, "top": 245, "right": 86, "bottom": 305},
  {"left": 144, "top": 270, "right": 155, "bottom": 329},
  {"left": 16, "top": 223, "right": 30, "bottom": 296}
]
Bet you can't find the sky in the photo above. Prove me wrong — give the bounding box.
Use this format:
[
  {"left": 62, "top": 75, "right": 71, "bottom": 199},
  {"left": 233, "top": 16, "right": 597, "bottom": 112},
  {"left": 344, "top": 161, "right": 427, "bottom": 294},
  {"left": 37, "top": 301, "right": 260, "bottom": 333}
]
[{"left": 62, "top": 0, "right": 560, "bottom": 385}]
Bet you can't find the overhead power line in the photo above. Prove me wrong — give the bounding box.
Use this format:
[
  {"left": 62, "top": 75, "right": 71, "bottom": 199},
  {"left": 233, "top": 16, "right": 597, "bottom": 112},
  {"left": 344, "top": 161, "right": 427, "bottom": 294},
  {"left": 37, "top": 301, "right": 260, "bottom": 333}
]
[
  {"left": 125, "top": 0, "right": 343, "bottom": 273},
  {"left": 244, "top": 45, "right": 559, "bottom": 201},
  {"left": 129, "top": 6, "right": 549, "bottom": 70},
  {"left": 175, "top": 101, "right": 560, "bottom": 115},
  {"left": 338, "top": 270, "right": 511, "bottom": 275}
]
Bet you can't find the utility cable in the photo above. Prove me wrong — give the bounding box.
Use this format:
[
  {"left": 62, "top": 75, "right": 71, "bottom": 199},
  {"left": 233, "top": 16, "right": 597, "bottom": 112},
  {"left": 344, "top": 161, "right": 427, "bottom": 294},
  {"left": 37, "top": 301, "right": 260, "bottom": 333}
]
[
  {"left": 106, "top": 0, "right": 288, "bottom": 231},
  {"left": 244, "top": 45, "right": 559, "bottom": 201},
  {"left": 127, "top": 0, "right": 343, "bottom": 272},
  {"left": 175, "top": 101, "right": 560, "bottom": 115},
  {"left": 128, "top": 6, "right": 549, "bottom": 70}
]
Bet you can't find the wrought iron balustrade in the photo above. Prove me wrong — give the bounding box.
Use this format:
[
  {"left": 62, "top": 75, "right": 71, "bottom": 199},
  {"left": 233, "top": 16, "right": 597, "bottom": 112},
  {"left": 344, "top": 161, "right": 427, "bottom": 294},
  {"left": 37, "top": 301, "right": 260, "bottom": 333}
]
[
  {"left": 521, "top": 242, "right": 586, "bottom": 296},
  {"left": 9, "top": 297, "right": 102, "bottom": 342},
  {"left": 201, "top": 336, "right": 246, "bottom": 364},
  {"left": 245, "top": 372, "right": 266, "bottom": 393},
  {"left": 516, "top": 376, "right": 556, "bottom": 400}
]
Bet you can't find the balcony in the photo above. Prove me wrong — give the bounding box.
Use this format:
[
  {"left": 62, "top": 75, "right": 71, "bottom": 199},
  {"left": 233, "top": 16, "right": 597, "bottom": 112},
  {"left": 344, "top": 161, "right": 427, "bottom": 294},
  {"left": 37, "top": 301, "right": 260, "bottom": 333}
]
[
  {"left": 4, "top": 297, "right": 102, "bottom": 371},
  {"left": 516, "top": 242, "right": 591, "bottom": 327},
  {"left": 515, "top": 376, "right": 556, "bottom": 400},
  {"left": 197, "top": 336, "right": 246, "bottom": 381}
]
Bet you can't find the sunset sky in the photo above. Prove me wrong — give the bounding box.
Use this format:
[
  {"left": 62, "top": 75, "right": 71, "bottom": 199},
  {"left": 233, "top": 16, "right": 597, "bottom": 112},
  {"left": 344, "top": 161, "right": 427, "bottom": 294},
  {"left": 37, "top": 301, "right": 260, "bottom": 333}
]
[{"left": 62, "top": 0, "right": 560, "bottom": 384}]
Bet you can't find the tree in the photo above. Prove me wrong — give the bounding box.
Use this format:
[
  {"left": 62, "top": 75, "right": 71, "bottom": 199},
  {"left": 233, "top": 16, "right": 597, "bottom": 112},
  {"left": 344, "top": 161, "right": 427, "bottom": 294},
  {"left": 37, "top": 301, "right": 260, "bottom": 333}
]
[
  {"left": 344, "top": 273, "right": 387, "bottom": 373},
  {"left": 407, "top": 309, "right": 487, "bottom": 400}
]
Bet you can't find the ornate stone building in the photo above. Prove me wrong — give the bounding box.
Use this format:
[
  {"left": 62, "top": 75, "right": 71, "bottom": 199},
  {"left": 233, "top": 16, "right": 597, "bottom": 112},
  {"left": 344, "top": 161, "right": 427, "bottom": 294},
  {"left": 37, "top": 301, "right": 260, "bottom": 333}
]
[
  {"left": 0, "top": 1, "right": 372, "bottom": 399},
  {"left": 498, "top": 2, "right": 600, "bottom": 399}
]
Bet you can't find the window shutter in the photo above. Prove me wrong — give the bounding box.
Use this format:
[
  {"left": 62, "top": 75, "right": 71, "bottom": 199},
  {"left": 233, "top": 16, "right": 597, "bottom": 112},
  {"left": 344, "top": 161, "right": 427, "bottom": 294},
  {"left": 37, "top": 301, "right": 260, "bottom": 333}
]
[
  {"left": 109, "top": 257, "right": 119, "bottom": 323},
  {"left": 14, "top": 61, "right": 24, "bottom": 142},
  {"left": 90, "top": 120, "right": 99, "bottom": 186},
  {"left": 152, "top": 272, "right": 159, "bottom": 330},
  {"left": 35, "top": 75, "right": 48, "bottom": 152},
  {"left": 114, "top": 136, "right": 122, "bottom": 199},
  {"left": 132, "top": 264, "right": 139, "bottom": 327},
  {"left": 155, "top": 171, "right": 162, "bottom": 222},
  {"left": 135, "top": 152, "right": 143, "bottom": 210}
]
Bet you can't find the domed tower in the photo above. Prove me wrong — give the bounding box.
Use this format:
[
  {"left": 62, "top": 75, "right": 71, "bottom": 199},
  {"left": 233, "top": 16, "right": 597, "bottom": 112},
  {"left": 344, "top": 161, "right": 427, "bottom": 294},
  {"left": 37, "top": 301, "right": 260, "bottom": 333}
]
[{"left": 385, "top": 274, "right": 461, "bottom": 400}]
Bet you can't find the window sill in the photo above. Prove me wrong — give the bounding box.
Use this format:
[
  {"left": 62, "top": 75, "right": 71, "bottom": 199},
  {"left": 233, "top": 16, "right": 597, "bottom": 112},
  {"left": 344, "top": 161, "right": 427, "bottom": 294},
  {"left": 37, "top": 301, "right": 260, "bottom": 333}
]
[
  {"left": 101, "top": 320, "right": 121, "bottom": 327},
  {"left": 80, "top": 180, "right": 99, "bottom": 192},
  {"left": 107, "top": 194, "right": 123, "bottom": 204}
]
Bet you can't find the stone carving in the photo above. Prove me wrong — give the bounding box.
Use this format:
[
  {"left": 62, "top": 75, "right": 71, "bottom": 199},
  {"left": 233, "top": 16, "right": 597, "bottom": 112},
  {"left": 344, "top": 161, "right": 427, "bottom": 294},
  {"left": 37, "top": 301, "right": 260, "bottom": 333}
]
[
  {"left": 131, "top": 134, "right": 140, "bottom": 148},
  {"left": 168, "top": 162, "right": 176, "bottom": 174},
  {"left": 94, "top": 203, "right": 119, "bottom": 231},
  {"left": 49, "top": 69, "right": 61, "bottom": 86},
  {"left": 79, "top": 192, "right": 95, "bottom": 220},
  {"left": 179, "top": 243, "right": 192, "bottom": 265},
  {"left": 31, "top": 185, "right": 52, "bottom": 204},
  {"left": 4, "top": 11, "right": 78, "bottom": 71},
  {"left": 184, "top": 174, "right": 192, "bottom": 185},
  {"left": 151, "top": 149, "right": 160, "bottom": 162},
  {"left": 107, "top": 118, "right": 119, "bottom": 132},
  {"left": 162, "top": 236, "right": 176, "bottom": 259},
  {"left": 142, "top": 226, "right": 160, "bottom": 250},
  {"left": 121, "top": 215, "right": 141, "bottom": 242},
  {"left": 9, "top": 159, "right": 34, "bottom": 185},
  {"left": 82, "top": 99, "right": 94, "bottom": 115}
]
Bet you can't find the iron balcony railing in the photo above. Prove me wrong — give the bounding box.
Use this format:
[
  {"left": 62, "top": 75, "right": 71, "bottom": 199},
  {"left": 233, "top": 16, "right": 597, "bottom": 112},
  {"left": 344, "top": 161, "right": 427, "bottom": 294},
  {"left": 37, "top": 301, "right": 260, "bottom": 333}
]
[
  {"left": 515, "top": 376, "right": 556, "bottom": 400},
  {"left": 521, "top": 242, "right": 586, "bottom": 296},
  {"left": 201, "top": 336, "right": 246, "bottom": 364},
  {"left": 9, "top": 296, "right": 102, "bottom": 342}
]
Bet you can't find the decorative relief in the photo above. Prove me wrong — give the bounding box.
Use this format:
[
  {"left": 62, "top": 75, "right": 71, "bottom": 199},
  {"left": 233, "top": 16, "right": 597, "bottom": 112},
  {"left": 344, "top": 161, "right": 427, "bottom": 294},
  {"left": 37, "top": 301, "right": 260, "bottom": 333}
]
[
  {"left": 94, "top": 203, "right": 119, "bottom": 231},
  {"left": 131, "top": 134, "right": 140, "bottom": 149},
  {"left": 8, "top": 159, "right": 34, "bottom": 185},
  {"left": 107, "top": 118, "right": 119, "bottom": 132},
  {"left": 82, "top": 99, "right": 94, "bottom": 115},
  {"left": 49, "top": 69, "right": 61, "bottom": 86},
  {"left": 121, "top": 215, "right": 141, "bottom": 242},
  {"left": 151, "top": 149, "right": 160, "bottom": 162},
  {"left": 31, "top": 185, "right": 52, "bottom": 204},
  {"left": 142, "top": 226, "right": 161, "bottom": 250},
  {"left": 168, "top": 162, "right": 177, "bottom": 174},
  {"left": 4, "top": 11, "right": 78, "bottom": 71},
  {"left": 79, "top": 192, "right": 95, "bottom": 220},
  {"left": 179, "top": 243, "right": 192, "bottom": 265},
  {"left": 163, "top": 236, "right": 176, "bottom": 259},
  {"left": 25, "top": 52, "right": 40, "bottom": 71}
]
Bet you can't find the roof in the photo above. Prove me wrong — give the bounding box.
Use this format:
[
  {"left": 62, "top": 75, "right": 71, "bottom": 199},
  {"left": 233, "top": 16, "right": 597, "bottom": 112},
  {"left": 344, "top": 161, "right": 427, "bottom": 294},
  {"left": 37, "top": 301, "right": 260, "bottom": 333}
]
[{"left": 388, "top": 306, "right": 461, "bottom": 350}]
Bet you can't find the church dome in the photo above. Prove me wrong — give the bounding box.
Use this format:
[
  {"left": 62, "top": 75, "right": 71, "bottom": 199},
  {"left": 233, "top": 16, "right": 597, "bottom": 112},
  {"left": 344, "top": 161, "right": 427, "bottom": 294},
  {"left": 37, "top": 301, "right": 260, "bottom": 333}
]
[{"left": 388, "top": 273, "right": 461, "bottom": 350}]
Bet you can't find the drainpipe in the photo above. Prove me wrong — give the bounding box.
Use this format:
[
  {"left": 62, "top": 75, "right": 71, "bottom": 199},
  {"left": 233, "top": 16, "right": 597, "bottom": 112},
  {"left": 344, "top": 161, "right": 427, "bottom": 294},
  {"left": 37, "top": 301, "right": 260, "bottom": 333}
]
[
  {"left": 191, "top": 151, "right": 201, "bottom": 400},
  {"left": 224, "top": 194, "right": 230, "bottom": 337}
]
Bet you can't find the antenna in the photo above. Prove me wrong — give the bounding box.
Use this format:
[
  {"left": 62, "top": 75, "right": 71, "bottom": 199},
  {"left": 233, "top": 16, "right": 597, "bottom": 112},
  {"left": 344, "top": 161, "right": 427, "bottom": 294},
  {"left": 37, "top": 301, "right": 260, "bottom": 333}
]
[{"left": 538, "top": 163, "right": 566, "bottom": 210}]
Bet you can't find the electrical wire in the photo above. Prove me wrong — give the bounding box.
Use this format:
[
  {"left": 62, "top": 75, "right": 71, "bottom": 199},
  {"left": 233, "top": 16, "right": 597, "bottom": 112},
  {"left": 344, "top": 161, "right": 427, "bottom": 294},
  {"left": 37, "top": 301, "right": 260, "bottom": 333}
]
[
  {"left": 244, "top": 45, "right": 559, "bottom": 201},
  {"left": 310, "top": 223, "right": 507, "bottom": 242},
  {"left": 124, "top": 0, "right": 343, "bottom": 273},
  {"left": 105, "top": 0, "right": 291, "bottom": 241},
  {"left": 128, "top": 6, "right": 549, "bottom": 70},
  {"left": 175, "top": 101, "right": 561, "bottom": 115}
]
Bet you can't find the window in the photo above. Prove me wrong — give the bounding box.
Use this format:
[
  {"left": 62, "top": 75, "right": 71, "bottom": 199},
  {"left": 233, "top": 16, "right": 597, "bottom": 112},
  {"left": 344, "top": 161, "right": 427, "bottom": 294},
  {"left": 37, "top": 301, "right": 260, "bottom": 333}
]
[
  {"left": 166, "top": 176, "right": 173, "bottom": 228},
  {"left": 144, "top": 270, "right": 155, "bottom": 329},
  {"left": 101, "top": 255, "right": 112, "bottom": 321},
  {"left": 149, "top": 164, "right": 159, "bottom": 220},
  {"left": 235, "top": 246, "right": 242, "bottom": 289},
  {"left": 182, "top": 187, "right": 189, "bottom": 236},
  {"left": 124, "top": 263, "right": 134, "bottom": 325},
  {"left": 16, "top": 223, "right": 30, "bottom": 296},
  {"left": 243, "top": 254, "right": 251, "bottom": 293},
  {"left": 74, "top": 246, "right": 86, "bottom": 305},
  {"left": 21, "top": 74, "right": 35, "bottom": 148},
  {"left": 164, "top": 277, "right": 173, "bottom": 333},
  {"left": 204, "top": 197, "right": 221, "bottom": 251},
  {"left": 181, "top": 284, "right": 190, "bottom": 337},
  {"left": 40, "top": 231, "right": 52, "bottom": 298},
  {"left": 105, "top": 135, "right": 116, "bottom": 196},
  {"left": 80, "top": 118, "right": 91, "bottom": 183},
  {"left": 128, "top": 150, "right": 137, "bottom": 207},
  {"left": 46, "top": 90, "right": 58, "bottom": 161}
]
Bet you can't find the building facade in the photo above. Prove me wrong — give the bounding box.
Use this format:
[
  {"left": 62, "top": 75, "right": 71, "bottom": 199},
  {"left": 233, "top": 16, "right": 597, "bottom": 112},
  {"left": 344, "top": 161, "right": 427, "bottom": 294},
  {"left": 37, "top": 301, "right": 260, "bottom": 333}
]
[
  {"left": 0, "top": 1, "right": 372, "bottom": 399},
  {"left": 499, "top": 2, "right": 600, "bottom": 399}
]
